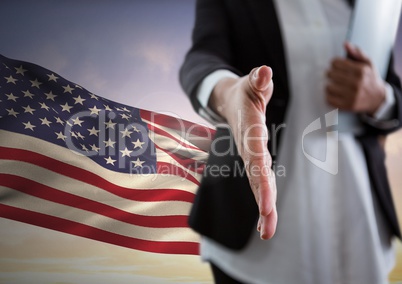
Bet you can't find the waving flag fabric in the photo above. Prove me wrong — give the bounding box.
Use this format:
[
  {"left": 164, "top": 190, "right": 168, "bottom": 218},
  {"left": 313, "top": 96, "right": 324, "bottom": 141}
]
[{"left": 0, "top": 54, "right": 214, "bottom": 255}]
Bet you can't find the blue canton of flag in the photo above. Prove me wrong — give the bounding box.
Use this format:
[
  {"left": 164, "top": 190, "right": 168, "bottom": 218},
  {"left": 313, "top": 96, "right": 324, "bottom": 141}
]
[{"left": 0, "top": 55, "right": 156, "bottom": 174}]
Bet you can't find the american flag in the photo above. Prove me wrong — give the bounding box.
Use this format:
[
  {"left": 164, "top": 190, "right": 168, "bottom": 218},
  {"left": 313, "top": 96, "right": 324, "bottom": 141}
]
[{"left": 0, "top": 54, "right": 214, "bottom": 255}]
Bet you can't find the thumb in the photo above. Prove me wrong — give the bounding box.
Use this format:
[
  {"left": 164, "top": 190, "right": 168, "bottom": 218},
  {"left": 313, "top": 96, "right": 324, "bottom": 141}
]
[
  {"left": 344, "top": 42, "right": 372, "bottom": 66},
  {"left": 249, "top": 65, "right": 274, "bottom": 101}
]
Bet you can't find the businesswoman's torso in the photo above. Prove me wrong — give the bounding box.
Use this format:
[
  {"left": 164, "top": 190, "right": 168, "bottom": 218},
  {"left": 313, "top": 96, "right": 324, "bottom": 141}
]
[{"left": 200, "top": 1, "right": 395, "bottom": 283}]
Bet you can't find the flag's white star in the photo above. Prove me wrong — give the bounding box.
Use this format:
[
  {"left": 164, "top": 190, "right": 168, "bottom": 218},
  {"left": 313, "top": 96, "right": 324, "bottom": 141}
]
[
  {"left": 66, "top": 120, "right": 73, "bottom": 127},
  {"left": 122, "top": 107, "right": 130, "bottom": 112},
  {"left": 80, "top": 144, "right": 89, "bottom": 152},
  {"left": 104, "top": 156, "right": 117, "bottom": 165},
  {"left": 73, "top": 95, "right": 86, "bottom": 105},
  {"left": 71, "top": 132, "right": 79, "bottom": 139},
  {"left": 23, "top": 105, "right": 36, "bottom": 115},
  {"left": 90, "top": 144, "right": 100, "bottom": 152},
  {"left": 77, "top": 132, "right": 85, "bottom": 140},
  {"left": 22, "top": 90, "right": 34, "bottom": 99},
  {"left": 5, "top": 93, "right": 18, "bottom": 102},
  {"left": 39, "top": 102, "right": 50, "bottom": 111},
  {"left": 120, "top": 128, "right": 133, "bottom": 138},
  {"left": 89, "top": 106, "right": 101, "bottom": 115},
  {"left": 72, "top": 117, "right": 84, "bottom": 126},
  {"left": 30, "top": 78, "right": 42, "bottom": 88},
  {"left": 104, "top": 119, "right": 116, "bottom": 129},
  {"left": 6, "top": 108, "right": 19, "bottom": 118},
  {"left": 132, "top": 126, "right": 141, "bottom": 133},
  {"left": 75, "top": 84, "right": 83, "bottom": 89},
  {"left": 104, "top": 138, "right": 116, "bottom": 148},
  {"left": 120, "top": 147, "right": 133, "bottom": 157},
  {"left": 63, "top": 84, "right": 75, "bottom": 94},
  {"left": 5, "top": 75, "right": 17, "bottom": 84},
  {"left": 55, "top": 117, "right": 64, "bottom": 125},
  {"left": 132, "top": 158, "right": 145, "bottom": 168},
  {"left": 88, "top": 126, "right": 100, "bottom": 136},
  {"left": 132, "top": 139, "right": 145, "bottom": 149},
  {"left": 39, "top": 117, "right": 52, "bottom": 127},
  {"left": 104, "top": 104, "right": 113, "bottom": 111},
  {"left": 23, "top": 121, "right": 36, "bottom": 131},
  {"left": 47, "top": 73, "right": 59, "bottom": 82},
  {"left": 15, "top": 65, "right": 27, "bottom": 75},
  {"left": 120, "top": 113, "right": 130, "bottom": 120},
  {"left": 45, "top": 91, "right": 57, "bottom": 101},
  {"left": 60, "top": 103, "right": 73, "bottom": 113},
  {"left": 90, "top": 94, "right": 99, "bottom": 100},
  {"left": 55, "top": 131, "right": 67, "bottom": 141}
]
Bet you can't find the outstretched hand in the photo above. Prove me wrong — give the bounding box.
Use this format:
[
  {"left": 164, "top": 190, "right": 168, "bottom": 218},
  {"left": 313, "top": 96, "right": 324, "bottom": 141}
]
[{"left": 209, "top": 66, "right": 277, "bottom": 240}]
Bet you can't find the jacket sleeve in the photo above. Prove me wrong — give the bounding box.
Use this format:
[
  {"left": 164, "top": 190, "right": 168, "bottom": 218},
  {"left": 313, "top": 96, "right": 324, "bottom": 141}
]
[
  {"left": 179, "top": 0, "right": 242, "bottom": 114},
  {"left": 361, "top": 54, "right": 402, "bottom": 135}
]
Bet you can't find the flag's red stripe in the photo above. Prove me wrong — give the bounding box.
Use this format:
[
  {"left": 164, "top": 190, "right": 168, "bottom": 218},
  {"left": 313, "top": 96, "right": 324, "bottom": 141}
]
[
  {"left": 0, "top": 147, "right": 195, "bottom": 203},
  {"left": 147, "top": 122, "right": 200, "bottom": 151},
  {"left": 0, "top": 203, "right": 199, "bottom": 255},
  {"left": 140, "top": 109, "right": 214, "bottom": 139},
  {"left": 0, "top": 173, "right": 189, "bottom": 228}
]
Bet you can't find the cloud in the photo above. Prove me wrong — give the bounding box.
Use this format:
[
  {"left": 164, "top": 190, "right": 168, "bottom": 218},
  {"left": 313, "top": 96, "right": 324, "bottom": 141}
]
[
  {"left": 31, "top": 42, "right": 69, "bottom": 75},
  {"left": 72, "top": 60, "right": 110, "bottom": 96},
  {"left": 123, "top": 40, "right": 176, "bottom": 76}
]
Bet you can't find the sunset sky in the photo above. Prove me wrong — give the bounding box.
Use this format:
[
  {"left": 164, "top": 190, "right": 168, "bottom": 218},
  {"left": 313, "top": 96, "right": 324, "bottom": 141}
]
[{"left": 0, "top": 1, "right": 401, "bottom": 283}]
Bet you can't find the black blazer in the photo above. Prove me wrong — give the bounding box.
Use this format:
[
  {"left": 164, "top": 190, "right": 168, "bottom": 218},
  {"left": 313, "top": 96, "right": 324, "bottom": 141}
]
[{"left": 180, "top": 0, "right": 402, "bottom": 250}]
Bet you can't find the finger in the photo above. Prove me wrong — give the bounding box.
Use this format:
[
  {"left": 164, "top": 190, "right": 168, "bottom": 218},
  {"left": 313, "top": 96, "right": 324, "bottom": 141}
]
[
  {"left": 250, "top": 65, "right": 273, "bottom": 91},
  {"left": 325, "top": 82, "right": 350, "bottom": 99},
  {"left": 241, "top": 119, "right": 276, "bottom": 237},
  {"left": 326, "top": 69, "right": 355, "bottom": 89},
  {"left": 258, "top": 166, "right": 276, "bottom": 217},
  {"left": 331, "top": 58, "right": 363, "bottom": 77},
  {"left": 344, "top": 42, "right": 372, "bottom": 66},
  {"left": 246, "top": 155, "right": 274, "bottom": 217},
  {"left": 241, "top": 122, "right": 275, "bottom": 227},
  {"left": 325, "top": 82, "right": 349, "bottom": 109},
  {"left": 326, "top": 89, "right": 352, "bottom": 110},
  {"left": 260, "top": 204, "right": 278, "bottom": 240},
  {"left": 249, "top": 66, "right": 274, "bottom": 104}
]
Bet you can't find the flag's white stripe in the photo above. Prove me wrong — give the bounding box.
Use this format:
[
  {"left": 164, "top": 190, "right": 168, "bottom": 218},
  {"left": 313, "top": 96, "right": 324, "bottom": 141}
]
[
  {"left": 151, "top": 131, "right": 210, "bottom": 161},
  {"left": 0, "top": 159, "right": 193, "bottom": 217},
  {"left": 0, "top": 186, "right": 199, "bottom": 243},
  {"left": 0, "top": 130, "right": 200, "bottom": 193}
]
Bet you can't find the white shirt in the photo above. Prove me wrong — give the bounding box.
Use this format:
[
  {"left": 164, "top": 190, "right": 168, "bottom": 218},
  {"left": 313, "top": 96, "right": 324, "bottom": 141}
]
[{"left": 194, "top": 1, "right": 396, "bottom": 283}]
